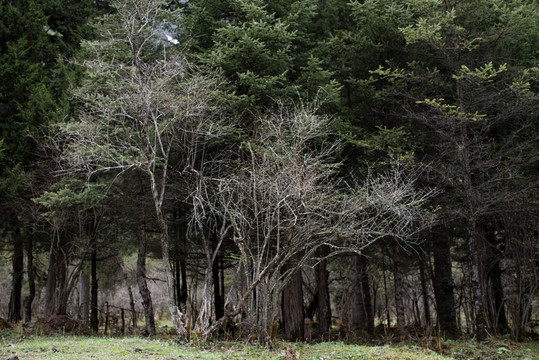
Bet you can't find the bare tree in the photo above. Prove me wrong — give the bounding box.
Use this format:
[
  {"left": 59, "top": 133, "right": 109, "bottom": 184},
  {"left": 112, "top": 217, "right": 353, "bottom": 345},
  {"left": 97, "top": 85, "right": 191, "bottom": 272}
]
[
  {"left": 188, "top": 168, "right": 234, "bottom": 334},
  {"left": 198, "top": 106, "right": 436, "bottom": 343},
  {"left": 49, "top": 0, "right": 436, "bottom": 341},
  {"left": 51, "top": 0, "right": 227, "bottom": 338}
]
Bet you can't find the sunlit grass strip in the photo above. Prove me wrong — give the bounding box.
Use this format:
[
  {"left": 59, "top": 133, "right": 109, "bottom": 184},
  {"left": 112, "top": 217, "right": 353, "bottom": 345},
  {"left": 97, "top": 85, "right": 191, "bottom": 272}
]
[
  {"left": 1, "top": 335, "right": 537, "bottom": 360},
  {"left": 0, "top": 336, "right": 448, "bottom": 360}
]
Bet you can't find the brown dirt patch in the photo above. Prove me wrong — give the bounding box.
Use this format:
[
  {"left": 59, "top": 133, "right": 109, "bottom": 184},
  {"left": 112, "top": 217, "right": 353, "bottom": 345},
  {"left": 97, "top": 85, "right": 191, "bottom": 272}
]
[
  {"left": 0, "top": 317, "right": 13, "bottom": 330},
  {"left": 33, "top": 315, "right": 90, "bottom": 335}
]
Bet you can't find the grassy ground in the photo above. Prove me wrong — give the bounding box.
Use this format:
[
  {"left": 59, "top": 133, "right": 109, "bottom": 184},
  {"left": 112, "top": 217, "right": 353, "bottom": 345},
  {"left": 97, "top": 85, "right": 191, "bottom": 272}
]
[{"left": 1, "top": 334, "right": 538, "bottom": 360}]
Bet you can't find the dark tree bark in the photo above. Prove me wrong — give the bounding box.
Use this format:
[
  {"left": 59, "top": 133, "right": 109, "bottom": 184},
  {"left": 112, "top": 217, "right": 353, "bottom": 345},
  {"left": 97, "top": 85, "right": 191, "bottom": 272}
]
[
  {"left": 490, "top": 258, "right": 508, "bottom": 334},
  {"left": 90, "top": 240, "right": 99, "bottom": 333},
  {"left": 174, "top": 246, "right": 181, "bottom": 306},
  {"left": 350, "top": 254, "right": 367, "bottom": 330},
  {"left": 432, "top": 228, "right": 458, "bottom": 335},
  {"left": 44, "top": 239, "right": 58, "bottom": 318},
  {"left": 316, "top": 246, "right": 331, "bottom": 337},
  {"left": 44, "top": 230, "right": 71, "bottom": 318},
  {"left": 393, "top": 243, "right": 405, "bottom": 337},
  {"left": 8, "top": 227, "right": 23, "bottom": 323},
  {"left": 418, "top": 252, "right": 431, "bottom": 326},
  {"left": 220, "top": 257, "right": 225, "bottom": 312},
  {"left": 172, "top": 208, "right": 185, "bottom": 310},
  {"left": 104, "top": 301, "right": 110, "bottom": 335},
  {"left": 23, "top": 234, "right": 35, "bottom": 323},
  {"left": 79, "top": 272, "right": 89, "bottom": 323},
  {"left": 137, "top": 205, "right": 156, "bottom": 336},
  {"left": 179, "top": 248, "right": 188, "bottom": 310},
  {"left": 213, "top": 252, "right": 224, "bottom": 321},
  {"left": 173, "top": 213, "right": 188, "bottom": 312},
  {"left": 350, "top": 253, "right": 373, "bottom": 333},
  {"left": 359, "top": 254, "right": 374, "bottom": 334},
  {"left": 55, "top": 244, "right": 68, "bottom": 315},
  {"left": 121, "top": 308, "right": 125, "bottom": 334},
  {"left": 468, "top": 222, "right": 488, "bottom": 342},
  {"left": 43, "top": 232, "right": 69, "bottom": 318},
  {"left": 383, "top": 263, "right": 391, "bottom": 327},
  {"left": 305, "top": 290, "right": 318, "bottom": 321},
  {"left": 485, "top": 226, "right": 509, "bottom": 335},
  {"left": 282, "top": 252, "right": 304, "bottom": 341}
]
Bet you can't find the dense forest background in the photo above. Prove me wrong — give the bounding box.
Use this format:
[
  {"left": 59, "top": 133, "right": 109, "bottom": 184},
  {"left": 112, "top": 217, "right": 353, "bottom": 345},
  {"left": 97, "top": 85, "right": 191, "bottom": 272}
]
[{"left": 0, "top": 0, "right": 537, "bottom": 345}]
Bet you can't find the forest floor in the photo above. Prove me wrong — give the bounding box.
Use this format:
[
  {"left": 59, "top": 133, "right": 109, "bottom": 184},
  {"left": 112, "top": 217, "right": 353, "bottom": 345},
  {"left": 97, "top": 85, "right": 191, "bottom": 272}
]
[{"left": 1, "top": 333, "right": 538, "bottom": 360}]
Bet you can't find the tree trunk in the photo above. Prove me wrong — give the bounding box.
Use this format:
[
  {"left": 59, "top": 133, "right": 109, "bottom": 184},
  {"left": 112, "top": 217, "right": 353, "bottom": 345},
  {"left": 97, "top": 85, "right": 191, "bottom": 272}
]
[
  {"left": 104, "top": 301, "right": 109, "bottom": 335},
  {"left": 316, "top": 246, "right": 331, "bottom": 337},
  {"left": 148, "top": 168, "right": 187, "bottom": 338},
  {"left": 419, "top": 252, "right": 431, "bottom": 327},
  {"left": 393, "top": 243, "right": 405, "bottom": 338},
  {"left": 358, "top": 253, "right": 374, "bottom": 334},
  {"left": 194, "top": 230, "right": 223, "bottom": 334},
  {"left": 158, "top": 227, "right": 187, "bottom": 337},
  {"left": 174, "top": 246, "right": 181, "bottom": 306},
  {"left": 117, "top": 257, "right": 137, "bottom": 329},
  {"left": 383, "top": 263, "right": 391, "bottom": 327},
  {"left": 23, "top": 234, "right": 35, "bottom": 323},
  {"left": 8, "top": 227, "right": 23, "bottom": 323},
  {"left": 43, "top": 230, "right": 71, "bottom": 317},
  {"left": 282, "top": 252, "right": 304, "bottom": 341},
  {"left": 55, "top": 244, "right": 68, "bottom": 315},
  {"left": 43, "top": 232, "right": 69, "bottom": 317},
  {"left": 173, "top": 209, "right": 189, "bottom": 313},
  {"left": 490, "top": 258, "right": 508, "bottom": 334},
  {"left": 180, "top": 248, "right": 188, "bottom": 310},
  {"left": 137, "top": 205, "right": 156, "bottom": 336},
  {"left": 121, "top": 308, "right": 125, "bottom": 334},
  {"left": 432, "top": 228, "right": 458, "bottom": 335},
  {"left": 485, "top": 227, "right": 509, "bottom": 335},
  {"left": 213, "top": 253, "right": 224, "bottom": 321},
  {"left": 350, "top": 254, "right": 366, "bottom": 331},
  {"left": 173, "top": 217, "right": 188, "bottom": 312},
  {"left": 220, "top": 257, "right": 225, "bottom": 313},
  {"left": 468, "top": 221, "right": 488, "bottom": 342},
  {"left": 79, "top": 272, "right": 89, "bottom": 323},
  {"left": 44, "top": 236, "right": 58, "bottom": 318},
  {"left": 196, "top": 264, "right": 214, "bottom": 333},
  {"left": 90, "top": 240, "right": 99, "bottom": 333}
]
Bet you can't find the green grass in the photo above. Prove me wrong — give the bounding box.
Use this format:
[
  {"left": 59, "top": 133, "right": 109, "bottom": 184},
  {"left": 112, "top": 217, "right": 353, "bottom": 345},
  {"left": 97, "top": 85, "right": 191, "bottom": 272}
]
[{"left": 0, "top": 335, "right": 537, "bottom": 360}]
